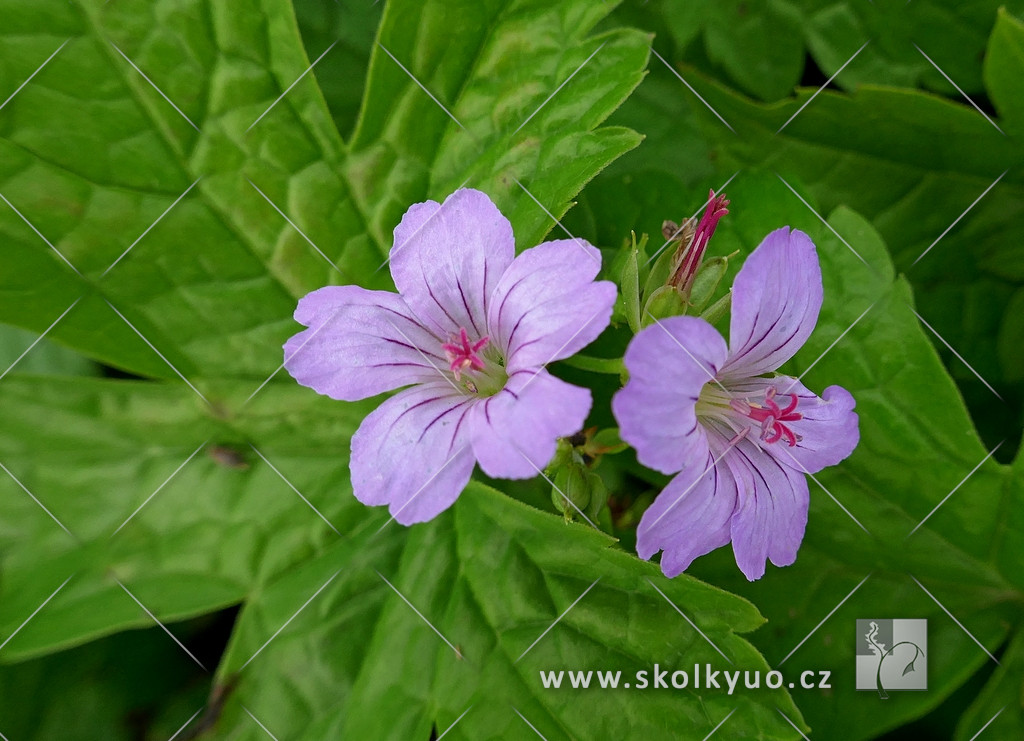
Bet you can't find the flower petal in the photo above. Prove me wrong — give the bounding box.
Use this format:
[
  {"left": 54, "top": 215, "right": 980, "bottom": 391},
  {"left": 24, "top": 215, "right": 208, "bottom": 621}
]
[
  {"left": 284, "top": 286, "right": 446, "bottom": 401},
  {"left": 470, "top": 369, "right": 592, "bottom": 479},
  {"left": 726, "top": 438, "right": 810, "bottom": 581},
  {"left": 730, "top": 376, "right": 859, "bottom": 474},
  {"left": 350, "top": 382, "right": 476, "bottom": 525},
  {"left": 389, "top": 188, "right": 514, "bottom": 339},
  {"left": 486, "top": 239, "right": 617, "bottom": 371},
  {"left": 613, "top": 316, "right": 727, "bottom": 475},
  {"left": 721, "top": 227, "right": 823, "bottom": 378},
  {"left": 636, "top": 446, "right": 739, "bottom": 578}
]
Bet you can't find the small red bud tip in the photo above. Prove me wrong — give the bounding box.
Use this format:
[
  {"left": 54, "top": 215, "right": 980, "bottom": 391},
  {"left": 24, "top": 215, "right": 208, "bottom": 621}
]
[{"left": 670, "top": 189, "right": 730, "bottom": 293}]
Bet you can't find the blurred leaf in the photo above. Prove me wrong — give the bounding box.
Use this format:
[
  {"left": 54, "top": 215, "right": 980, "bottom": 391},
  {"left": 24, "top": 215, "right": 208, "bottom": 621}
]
[
  {"left": 211, "top": 482, "right": 802, "bottom": 741},
  {"left": 0, "top": 324, "right": 96, "bottom": 377}
]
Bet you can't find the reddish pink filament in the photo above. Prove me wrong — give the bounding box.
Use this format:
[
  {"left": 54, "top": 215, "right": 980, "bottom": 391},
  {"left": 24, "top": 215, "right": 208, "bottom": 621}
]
[
  {"left": 442, "top": 328, "right": 489, "bottom": 381},
  {"left": 731, "top": 387, "right": 803, "bottom": 447}
]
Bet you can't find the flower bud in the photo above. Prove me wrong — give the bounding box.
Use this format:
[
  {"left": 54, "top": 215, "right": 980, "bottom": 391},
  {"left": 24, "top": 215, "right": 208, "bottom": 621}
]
[
  {"left": 687, "top": 255, "right": 728, "bottom": 313},
  {"left": 642, "top": 285, "right": 688, "bottom": 325}
]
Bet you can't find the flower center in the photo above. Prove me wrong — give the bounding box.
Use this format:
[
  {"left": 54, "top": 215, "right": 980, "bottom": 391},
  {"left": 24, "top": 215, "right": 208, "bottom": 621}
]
[
  {"left": 441, "top": 327, "right": 507, "bottom": 396},
  {"left": 729, "top": 386, "right": 803, "bottom": 447}
]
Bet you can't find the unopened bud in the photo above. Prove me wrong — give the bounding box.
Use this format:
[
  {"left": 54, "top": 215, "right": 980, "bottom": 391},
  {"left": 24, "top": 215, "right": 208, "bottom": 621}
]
[{"left": 687, "top": 256, "right": 728, "bottom": 313}]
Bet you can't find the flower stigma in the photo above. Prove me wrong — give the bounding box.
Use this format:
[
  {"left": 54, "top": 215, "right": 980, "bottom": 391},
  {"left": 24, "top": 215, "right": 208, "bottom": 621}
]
[{"left": 441, "top": 327, "right": 507, "bottom": 396}]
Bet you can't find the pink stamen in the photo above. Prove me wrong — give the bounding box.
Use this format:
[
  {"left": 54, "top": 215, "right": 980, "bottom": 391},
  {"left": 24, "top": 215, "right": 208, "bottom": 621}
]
[
  {"left": 442, "top": 328, "right": 489, "bottom": 381},
  {"left": 730, "top": 389, "right": 803, "bottom": 447},
  {"left": 670, "top": 189, "right": 730, "bottom": 293}
]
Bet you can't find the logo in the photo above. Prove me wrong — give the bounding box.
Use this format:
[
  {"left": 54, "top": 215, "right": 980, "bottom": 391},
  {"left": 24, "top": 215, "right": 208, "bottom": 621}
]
[{"left": 855, "top": 619, "right": 927, "bottom": 698}]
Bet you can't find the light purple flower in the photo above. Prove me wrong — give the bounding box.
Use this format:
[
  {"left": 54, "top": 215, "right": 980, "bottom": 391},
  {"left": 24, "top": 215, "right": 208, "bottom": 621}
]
[
  {"left": 284, "top": 189, "right": 616, "bottom": 525},
  {"left": 612, "top": 227, "right": 859, "bottom": 581}
]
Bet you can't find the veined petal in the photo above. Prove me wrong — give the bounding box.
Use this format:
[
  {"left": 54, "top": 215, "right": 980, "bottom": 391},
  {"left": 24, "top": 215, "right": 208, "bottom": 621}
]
[
  {"left": 350, "top": 382, "right": 476, "bottom": 525},
  {"left": 487, "top": 239, "right": 616, "bottom": 371},
  {"left": 284, "top": 286, "right": 445, "bottom": 401},
  {"left": 389, "top": 189, "right": 514, "bottom": 339},
  {"left": 730, "top": 376, "right": 859, "bottom": 474},
  {"left": 636, "top": 447, "right": 739, "bottom": 578},
  {"left": 721, "top": 227, "right": 823, "bottom": 379},
  {"left": 470, "top": 369, "right": 592, "bottom": 479},
  {"left": 726, "top": 438, "right": 810, "bottom": 581},
  {"left": 613, "top": 316, "right": 726, "bottom": 475}
]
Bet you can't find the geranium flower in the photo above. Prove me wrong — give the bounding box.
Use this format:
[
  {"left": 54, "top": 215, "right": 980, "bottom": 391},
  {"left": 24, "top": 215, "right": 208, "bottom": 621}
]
[
  {"left": 284, "top": 189, "right": 616, "bottom": 524},
  {"left": 612, "top": 227, "right": 859, "bottom": 580}
]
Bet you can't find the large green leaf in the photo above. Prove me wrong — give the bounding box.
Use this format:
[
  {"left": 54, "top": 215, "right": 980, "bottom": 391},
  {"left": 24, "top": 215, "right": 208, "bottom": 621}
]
[
  {"left": 208, "top": 482, "right": 802, "bottom": 741},
  {"left": 0, "top": 0, "right": 648, "bottom": 382},
  {"left": 0, "top": 375, "right": 374, "bottom": 662}
]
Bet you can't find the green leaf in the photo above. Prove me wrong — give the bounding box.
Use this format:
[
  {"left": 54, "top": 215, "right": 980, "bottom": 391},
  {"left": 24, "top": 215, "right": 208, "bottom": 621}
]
[
  {"left": 211, "top": 482, "right": 802, "bottom": 740},
  {"left": 631, "top": 0, "right": 1024, "bottom": 100},
  {"left": 0, "top": 375, "right": 375, "bottom": 662},
  {"left": 0, "top": 324, "right": 96, "bottom": 377}
]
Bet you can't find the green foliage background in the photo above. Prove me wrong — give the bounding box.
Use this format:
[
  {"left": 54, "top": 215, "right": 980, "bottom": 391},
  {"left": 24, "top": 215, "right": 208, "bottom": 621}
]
[{"left": 0, "top": 0, "right": 1022, "bottom": 739}]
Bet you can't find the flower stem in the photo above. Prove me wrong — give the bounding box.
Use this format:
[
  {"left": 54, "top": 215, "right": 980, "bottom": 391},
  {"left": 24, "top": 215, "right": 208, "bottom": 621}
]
[{"left": 561, "top": 354, "right": 627, "bottom": 376}]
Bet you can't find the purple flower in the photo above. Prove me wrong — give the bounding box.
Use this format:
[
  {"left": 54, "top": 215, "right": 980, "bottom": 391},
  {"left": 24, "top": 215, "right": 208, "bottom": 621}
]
[
  {"left": 284, "top": 189, "right": 616, "bottom": 525},
  {"left": 612, "top": 227, "right": 859, "bottom": 580}
]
